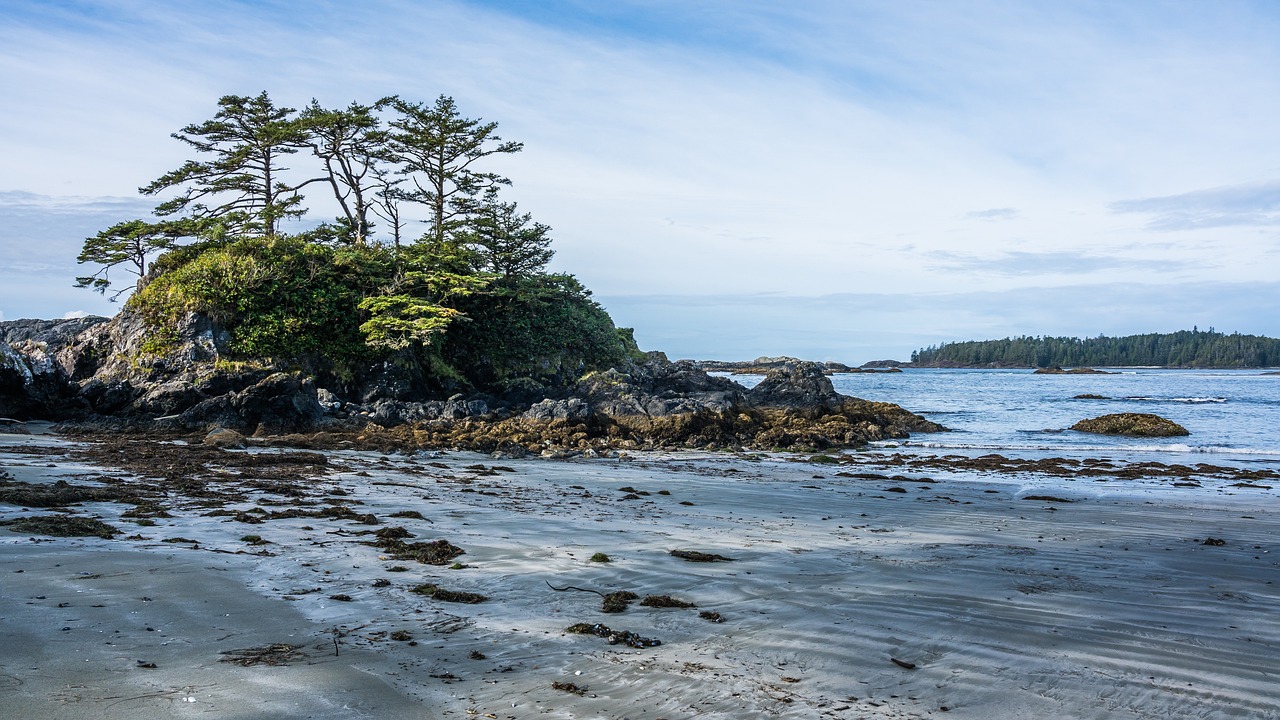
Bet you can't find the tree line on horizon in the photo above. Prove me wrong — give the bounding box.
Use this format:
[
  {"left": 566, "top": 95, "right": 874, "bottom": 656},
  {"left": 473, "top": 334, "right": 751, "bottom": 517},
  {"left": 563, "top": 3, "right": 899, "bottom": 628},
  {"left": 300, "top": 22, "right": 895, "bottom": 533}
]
[
  {"left": 911, "top": 329, "right": 1280, "bottom": 368},
  {"left": 72, "top": 92, "right": 637, "bottom": 392}
]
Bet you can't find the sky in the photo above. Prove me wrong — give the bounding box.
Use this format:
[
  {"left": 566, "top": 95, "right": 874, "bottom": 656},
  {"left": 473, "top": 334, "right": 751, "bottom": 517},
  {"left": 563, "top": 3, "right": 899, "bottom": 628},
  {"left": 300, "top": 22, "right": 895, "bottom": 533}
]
[{"left": 2, "top": 0, "right": 1278, "bottom": 362}]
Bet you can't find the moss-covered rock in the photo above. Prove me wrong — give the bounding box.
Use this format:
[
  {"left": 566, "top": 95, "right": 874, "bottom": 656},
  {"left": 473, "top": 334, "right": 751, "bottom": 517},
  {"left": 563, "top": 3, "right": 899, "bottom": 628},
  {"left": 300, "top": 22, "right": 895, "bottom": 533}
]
[{"left": 1070, "top": 413, "right": 1189, "bottom": 437}]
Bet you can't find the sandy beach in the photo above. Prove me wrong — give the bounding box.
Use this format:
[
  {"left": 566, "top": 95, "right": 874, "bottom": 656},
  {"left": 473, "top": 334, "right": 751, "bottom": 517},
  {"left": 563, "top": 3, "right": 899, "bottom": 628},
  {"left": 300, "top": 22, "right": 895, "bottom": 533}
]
[{"left": 2, "top": 426, "right": 1278, "bottom": 719}]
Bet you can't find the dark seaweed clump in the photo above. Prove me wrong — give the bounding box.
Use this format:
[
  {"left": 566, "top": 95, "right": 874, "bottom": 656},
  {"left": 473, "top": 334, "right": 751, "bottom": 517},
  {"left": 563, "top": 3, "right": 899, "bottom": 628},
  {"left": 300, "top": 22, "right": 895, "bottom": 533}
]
[
  {"left": 368, "top": 527, "right": 465, "bottom": 565},
  {"left": 670, "top": 549, "right": 734, "bottom": 562},
  {"left": 640, "top": 594, "right": 696, "bottom": 608},
  {"left": 565, "top": 622, "right": 661, "bottom": 648},
  {"left": 411, "top": 583, "right": 488, "bottom": 604},
  {"left": 2, "top": 515, "right": 120, "bottom": 538},
  {"left": 601, "top": 591, "right": 639, "bottom": 613}
]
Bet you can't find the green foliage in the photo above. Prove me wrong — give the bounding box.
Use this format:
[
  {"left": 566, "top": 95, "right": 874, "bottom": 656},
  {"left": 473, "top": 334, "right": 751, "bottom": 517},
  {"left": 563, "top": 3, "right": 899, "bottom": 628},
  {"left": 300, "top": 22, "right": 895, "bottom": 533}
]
[
  {"left": 75, "top": 219, "right": 198, "bottom": 301},
  {"left": 131, "top": 235, "right": 393, "bottom": 360},
  {"left": 912, "top": 329, "right": 1280, "bottom": 368},
  {"left": 358, "top": 295, "right": 462, "bottom": 350},
  {"left": 456, "top": 187, "right": 553, "bottom": 278},
  {"left": 440, "top": 274, "right": 629, "bottom": 388}
]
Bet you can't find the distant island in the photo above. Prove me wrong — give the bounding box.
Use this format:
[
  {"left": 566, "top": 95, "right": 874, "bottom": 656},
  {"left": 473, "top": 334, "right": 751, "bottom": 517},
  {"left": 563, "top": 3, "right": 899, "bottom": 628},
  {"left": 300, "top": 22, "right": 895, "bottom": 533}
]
[{"left": 912, "top": 329, "right": 1280, "bottom": 369}]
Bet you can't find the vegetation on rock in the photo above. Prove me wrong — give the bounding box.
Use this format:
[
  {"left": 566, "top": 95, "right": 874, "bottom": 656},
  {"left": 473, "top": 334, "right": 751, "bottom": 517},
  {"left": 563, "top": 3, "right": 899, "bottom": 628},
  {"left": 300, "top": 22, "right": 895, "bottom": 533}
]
[
  {"left": 1070, "top": 413, "right": 1189, "bottom": 437},
  {"left": 75, "top": 91, "right": 633, "bottom": 394}
]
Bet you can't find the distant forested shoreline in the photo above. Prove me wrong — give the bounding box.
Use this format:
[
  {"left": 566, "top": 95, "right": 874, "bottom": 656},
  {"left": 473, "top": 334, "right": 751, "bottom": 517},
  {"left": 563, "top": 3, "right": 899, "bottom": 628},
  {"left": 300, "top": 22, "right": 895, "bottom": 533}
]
[{"left": 911, "top": 329, "right": 1280, "bottom": 369}]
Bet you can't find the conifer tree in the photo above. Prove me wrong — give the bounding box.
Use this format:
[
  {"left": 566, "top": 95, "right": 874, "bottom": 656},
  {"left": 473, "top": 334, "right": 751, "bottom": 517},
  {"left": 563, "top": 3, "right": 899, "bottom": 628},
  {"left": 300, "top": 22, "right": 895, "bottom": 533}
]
[
  {"left": 141, "top": 92, "right": 316, "bottom": 236},
  {"left": 381, "top": 95, "right": 523, "bottom": 244}
]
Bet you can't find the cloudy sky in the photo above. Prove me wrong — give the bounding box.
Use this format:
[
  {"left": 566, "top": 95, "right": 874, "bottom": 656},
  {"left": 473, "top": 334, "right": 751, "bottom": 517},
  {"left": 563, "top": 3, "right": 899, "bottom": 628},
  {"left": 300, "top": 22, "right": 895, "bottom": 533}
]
[{"left": 2, "top": 1, "right": 1278, "bottom": 361}]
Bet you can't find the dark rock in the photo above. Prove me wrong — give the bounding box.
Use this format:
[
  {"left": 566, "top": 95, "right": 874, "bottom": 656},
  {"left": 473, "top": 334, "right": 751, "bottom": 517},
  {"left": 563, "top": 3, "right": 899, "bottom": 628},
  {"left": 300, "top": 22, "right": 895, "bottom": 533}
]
[
  {"left": 522, "top": 397, "right": 590, "bottom": 421},
  {"left": 204, "top": 427, "right": 246, "bottom": 448},
  {"left": 748, "top": 362, "right": 842, "bottom": 412},
  {"left": 1070, "top": 413, "right": 1189, "bottom": 437},
  {"left": 1034, "top": 366, "right": 1113, "bottom": 375}
]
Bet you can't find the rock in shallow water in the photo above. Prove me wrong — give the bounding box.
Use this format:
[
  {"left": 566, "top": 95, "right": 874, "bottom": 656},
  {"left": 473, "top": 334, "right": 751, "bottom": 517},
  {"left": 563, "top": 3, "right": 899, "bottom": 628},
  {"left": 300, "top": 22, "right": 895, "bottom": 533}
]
[{"left": 1070, "top": 412, "right": 1189, "bottom": 437}]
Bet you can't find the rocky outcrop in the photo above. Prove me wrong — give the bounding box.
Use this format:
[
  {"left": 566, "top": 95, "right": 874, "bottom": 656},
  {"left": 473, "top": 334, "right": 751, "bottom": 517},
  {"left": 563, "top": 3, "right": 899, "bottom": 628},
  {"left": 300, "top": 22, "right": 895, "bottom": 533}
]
[
  {"left": 747, "top": 362, "right": 843, "bottom": 411},
  {"left": 0, "top": 317, "right": 108, "bottom": 418},
  {"left": 693, "top": 356, "right": 858, "bottom": 375},
  {"left": 1034, "top": 366, "right": 1113, "bottom": 375},
  {"left": 1070, "top": 413, "right": 1189, "bottom": 437},
  {"left": 4, "top": 312, "right": 945, "bottom": 453}
]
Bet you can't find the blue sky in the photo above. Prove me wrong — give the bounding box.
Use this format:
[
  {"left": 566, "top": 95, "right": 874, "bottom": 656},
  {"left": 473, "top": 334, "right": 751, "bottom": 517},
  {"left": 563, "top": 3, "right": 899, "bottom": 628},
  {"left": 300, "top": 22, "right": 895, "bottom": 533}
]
[{"left": 2, "top": 0, "right": 1279, "bottom": 361}]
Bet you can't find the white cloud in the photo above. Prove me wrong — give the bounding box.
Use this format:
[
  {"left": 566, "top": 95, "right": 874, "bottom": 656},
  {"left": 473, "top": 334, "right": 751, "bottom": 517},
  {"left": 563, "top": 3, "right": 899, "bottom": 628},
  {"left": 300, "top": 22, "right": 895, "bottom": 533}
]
[
  {"left": 61, "top": 310, "right": 90, "bottom": 319},
  {"left": 2, "top": 0, "right": 1278, "bottom": 347},
  {"left": 1110, "top": 180, "right": 1280, "bottom": 231}
]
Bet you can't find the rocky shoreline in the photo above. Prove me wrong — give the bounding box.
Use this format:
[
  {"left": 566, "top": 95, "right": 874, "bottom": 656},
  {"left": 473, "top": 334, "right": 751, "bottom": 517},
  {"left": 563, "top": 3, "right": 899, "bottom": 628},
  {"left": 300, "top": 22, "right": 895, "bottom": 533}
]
[{"left": 1, "top": 315, "right": 944, "bottom": 454}]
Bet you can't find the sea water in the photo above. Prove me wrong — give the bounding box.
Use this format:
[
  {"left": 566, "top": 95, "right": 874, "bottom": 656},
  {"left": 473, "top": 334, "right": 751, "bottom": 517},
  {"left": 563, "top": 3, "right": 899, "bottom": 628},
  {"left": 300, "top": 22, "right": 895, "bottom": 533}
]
[{"left": 730, "top": 369, "right": 1280, "bottom": 465}]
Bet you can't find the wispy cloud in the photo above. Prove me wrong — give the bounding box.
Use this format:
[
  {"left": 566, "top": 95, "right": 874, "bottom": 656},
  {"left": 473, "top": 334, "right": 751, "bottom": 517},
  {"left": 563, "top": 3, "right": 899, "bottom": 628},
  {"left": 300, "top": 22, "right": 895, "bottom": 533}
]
[
  {"left": 965, "top": 207, "right": 1019, "bottom": 221},
  {"left": 926, "top": 250, "right": 1190, "bottom": 277},
  {"left": 1110, "top": 179, "right": 1280, "bottom": 230},
  {"left": 3, "top": 1, "right": 1280, "bottom": 343}
]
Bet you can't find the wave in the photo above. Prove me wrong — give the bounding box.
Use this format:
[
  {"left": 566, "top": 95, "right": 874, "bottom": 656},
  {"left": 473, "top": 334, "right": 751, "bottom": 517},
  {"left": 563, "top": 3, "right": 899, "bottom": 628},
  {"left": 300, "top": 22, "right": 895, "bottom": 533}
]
[
  {"left": 1123, "top": 396, "right": 1227, "bottom": 404},
  {"left": 878, "top": 440, "right": 1280, "bottom": 456}
]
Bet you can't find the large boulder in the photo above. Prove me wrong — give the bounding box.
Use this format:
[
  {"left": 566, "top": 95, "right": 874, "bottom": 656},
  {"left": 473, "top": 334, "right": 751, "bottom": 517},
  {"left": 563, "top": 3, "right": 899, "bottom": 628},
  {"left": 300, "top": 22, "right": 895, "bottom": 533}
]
[
  {"left": 747, "top": 361, "right": 843, "bottom": 412},
  {"left": 1070, "top": 413, "right": 1189, "bottom": 437},
  {"left": 0, "top": 317, "right": 108, "bottom": 418}
]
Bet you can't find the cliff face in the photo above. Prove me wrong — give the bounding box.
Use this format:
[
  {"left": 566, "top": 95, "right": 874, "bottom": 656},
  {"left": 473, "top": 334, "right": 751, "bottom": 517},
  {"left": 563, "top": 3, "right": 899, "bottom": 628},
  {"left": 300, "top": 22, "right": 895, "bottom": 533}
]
[{"left": 0, "top": 314, "right": 945, "bottom": 452}]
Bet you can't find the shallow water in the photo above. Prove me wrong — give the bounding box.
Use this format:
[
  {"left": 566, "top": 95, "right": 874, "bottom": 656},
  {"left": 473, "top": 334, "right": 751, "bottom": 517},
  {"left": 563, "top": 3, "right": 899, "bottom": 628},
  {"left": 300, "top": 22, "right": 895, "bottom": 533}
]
[{"left": 729, "top": 368, "right": 1280, "bottom": 464}]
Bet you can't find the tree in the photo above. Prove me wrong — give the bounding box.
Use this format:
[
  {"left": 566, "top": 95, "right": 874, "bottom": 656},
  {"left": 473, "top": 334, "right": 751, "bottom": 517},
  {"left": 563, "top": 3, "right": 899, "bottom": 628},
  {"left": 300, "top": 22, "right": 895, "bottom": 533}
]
[
  {"left": 381, "top": 95, "right": 523, "bottom": 244},
  {"left": 74, "top": 219, "right": 192, "bottom": 300},
  {"left": 141, "top": 92, "right": 317, "bottom": 236},
  {"left": 370, "top": 163, "right": 408, "bottom": 253},
  {"left": 458, "top": 188, "right": 554, "bottom": 279},
  {"left": 358, "top": 241, "right": 489, "bottom": 350},
  {"left": 300, "top": 100, "right": 386, "bottom": 245}
]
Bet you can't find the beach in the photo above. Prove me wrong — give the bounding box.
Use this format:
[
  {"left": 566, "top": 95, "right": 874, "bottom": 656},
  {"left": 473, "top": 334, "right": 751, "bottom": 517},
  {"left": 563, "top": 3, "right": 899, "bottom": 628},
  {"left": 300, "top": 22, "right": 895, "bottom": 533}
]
[{"left": 2, "top": 427, "right": 1278, "bottom": 719}]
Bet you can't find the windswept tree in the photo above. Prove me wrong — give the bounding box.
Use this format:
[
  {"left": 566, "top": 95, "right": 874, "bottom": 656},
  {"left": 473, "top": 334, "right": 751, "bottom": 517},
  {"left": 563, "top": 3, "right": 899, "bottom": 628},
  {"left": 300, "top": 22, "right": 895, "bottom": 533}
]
[
  {"left": 381, "top": 95, "right": 523, "bottom": 244},
  {"left": 142, "top": 92, "right": 316, "bottom": 236},
  {"left": 300, "top": 100, "right": 386, "bottom": 245},
  {"left": 74, "top": 219, "right": 195, "bottom": 300},
  {"left": 458, "top": 188, "right": 554, "bottom": 279}
]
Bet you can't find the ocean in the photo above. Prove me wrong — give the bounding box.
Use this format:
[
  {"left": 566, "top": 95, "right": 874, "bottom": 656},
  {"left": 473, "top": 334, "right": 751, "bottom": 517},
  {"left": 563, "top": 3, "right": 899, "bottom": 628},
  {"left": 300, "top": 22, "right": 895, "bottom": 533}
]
[{"left": 729, "top": 368, "right": 1280, "bottom": 464}]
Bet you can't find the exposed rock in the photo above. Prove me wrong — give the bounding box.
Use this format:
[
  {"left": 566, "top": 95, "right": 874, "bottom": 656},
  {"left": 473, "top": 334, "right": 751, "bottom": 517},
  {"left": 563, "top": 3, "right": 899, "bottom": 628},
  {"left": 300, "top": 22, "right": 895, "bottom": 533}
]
[
  {"left": 860, "top": 359, "right": 906, "bottom": 369},
  {"left": 1034, "top": 366, "right": 1114, "bottom": 375},
  {"left": 523, "top": 397, "right": 590, "bottom": 421},
  {"left": 204, "top": 426, "right": 246, "bottom": 448},
  {"left": 748, "top": 362, "right": 843, "bottom": 412},
  {"left": 1070, "top": 413, "right": 1189, "bottom": 437}
]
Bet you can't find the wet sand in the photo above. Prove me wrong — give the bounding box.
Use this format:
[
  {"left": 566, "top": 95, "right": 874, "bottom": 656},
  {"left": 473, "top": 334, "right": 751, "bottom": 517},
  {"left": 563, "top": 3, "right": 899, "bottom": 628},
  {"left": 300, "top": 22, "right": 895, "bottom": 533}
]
[{"left": 2, "top": 428, "right": 1278, "bottom": 719}]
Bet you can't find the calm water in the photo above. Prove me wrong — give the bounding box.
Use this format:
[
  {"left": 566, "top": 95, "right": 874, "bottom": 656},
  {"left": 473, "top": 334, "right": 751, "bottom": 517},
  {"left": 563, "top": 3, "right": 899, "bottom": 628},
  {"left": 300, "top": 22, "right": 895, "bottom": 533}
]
[{"left": 729, "top": 369, "right": 1280, "bottom": 464}]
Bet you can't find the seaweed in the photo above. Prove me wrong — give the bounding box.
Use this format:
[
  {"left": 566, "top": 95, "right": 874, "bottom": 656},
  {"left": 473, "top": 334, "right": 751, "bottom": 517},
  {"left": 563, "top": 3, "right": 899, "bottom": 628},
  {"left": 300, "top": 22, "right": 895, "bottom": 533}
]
[
  {"left": 218, "top": 643, "right": 306, "bottom": 666},
  {"left": 670, "top": 549, "right": 734, "bottom": 562},
  {"left": 564, "top": 622, "right": 660, "bottom": 648},
  {"left": 601, "top": 591, "right": 639, "bottom": 613},
  {"left": 411, "top": 583, "right": 487, "bottom": 604},
  {"left": 3, "top": 515, "right": 120, "bottom": 538},
  {"left": 552, "top": 681, "right": 587, "bottom": 695},
  {"left": 1023, "top": 495, "right": 1075, "bottom": 503},
  {"left": 370, "top": 532, "right": 465, "bottom": 565},
  {"left": 0, "top": 477, "right": 141, "bottom": 508},
  {"left": 589, "top": 552, "right": 611, "bottom": 563},
  {"left": 639, "top": 594, "right": 696, "bottom": 608}
]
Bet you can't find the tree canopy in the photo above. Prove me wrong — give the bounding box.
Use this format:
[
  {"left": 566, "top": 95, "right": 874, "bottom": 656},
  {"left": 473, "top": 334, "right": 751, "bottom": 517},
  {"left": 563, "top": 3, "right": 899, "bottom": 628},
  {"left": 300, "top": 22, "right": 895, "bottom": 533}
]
[{"left": 911, "top": 329, "right": 1280, "bottom": 368}]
